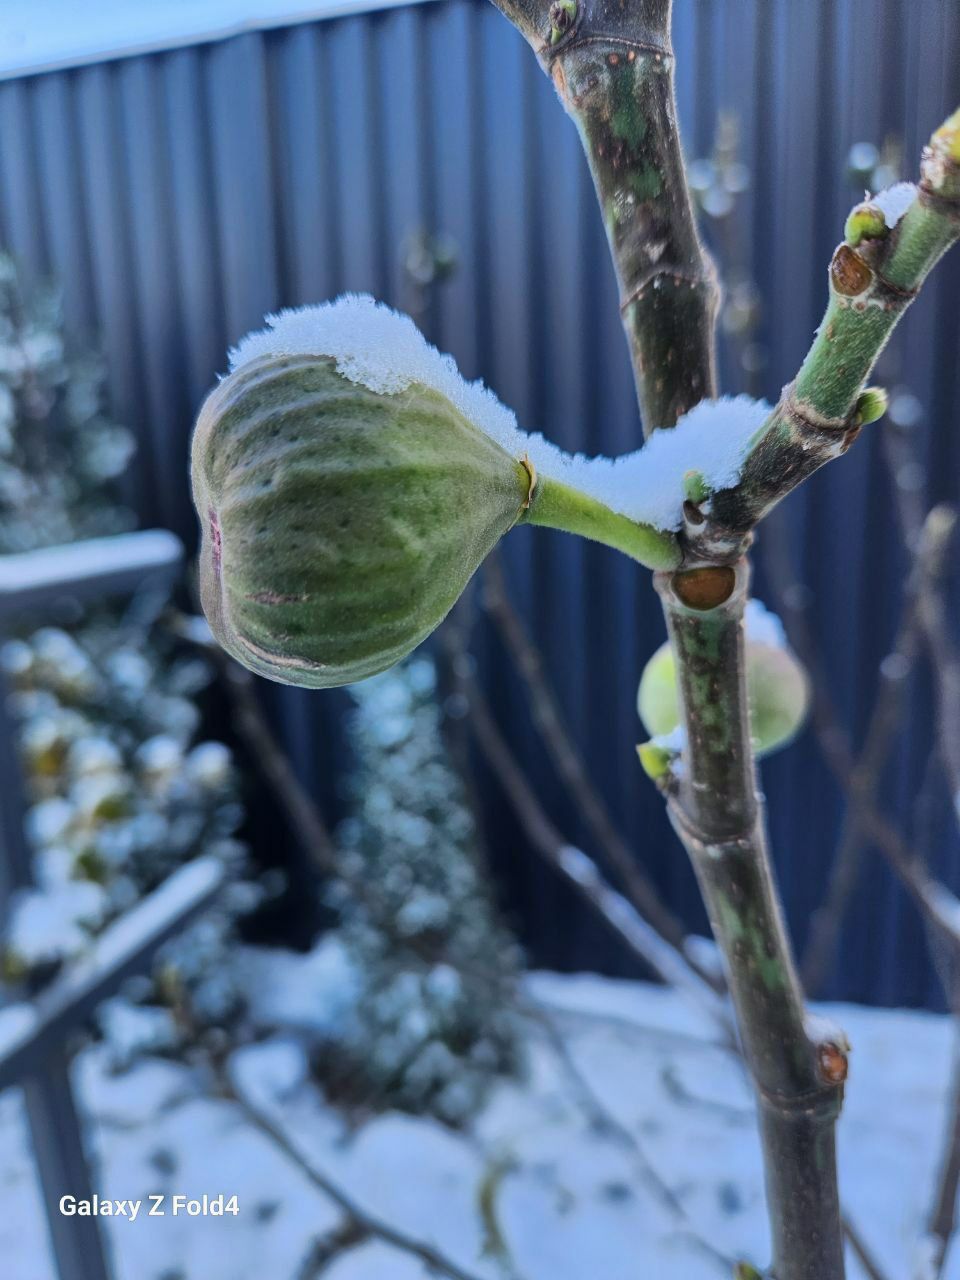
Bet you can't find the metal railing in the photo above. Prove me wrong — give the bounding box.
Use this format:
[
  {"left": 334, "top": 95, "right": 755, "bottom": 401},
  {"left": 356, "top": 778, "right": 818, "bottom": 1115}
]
[{"left": 0, "top": 531, "right": 226, "bottom": 1280}]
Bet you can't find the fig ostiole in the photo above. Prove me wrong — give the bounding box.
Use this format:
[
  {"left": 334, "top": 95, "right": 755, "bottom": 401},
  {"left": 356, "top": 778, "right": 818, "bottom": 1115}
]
[{"left": 637, "top": 600, "right": 810, "bottom": 758}]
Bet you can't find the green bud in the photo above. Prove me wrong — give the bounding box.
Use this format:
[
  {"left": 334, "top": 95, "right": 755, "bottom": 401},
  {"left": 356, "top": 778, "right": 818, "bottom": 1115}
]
[
  {"left": 549, "top": 0, "right": 577, "bottom": 43},
  {"left": 843, "top": 202, "right": 887, "bottom": 247},
  {"left": 637, "top": 740, "right": 673, "bottom": 781},
  {"left": 682, "top": 469, "right": 711, "bottom": 506},
  {"left": 191, "top": 355, "right": 531, "bottom": 688},
  {"left": 638, "top": 626, "right": 810, "bottom": 759},
  {"left": 855, "top": 385, "right": 888, "bottom": 426},
  {"left": 733, "top": 1265, "right": 764, "bottom": 1280},
  {"left": 932, "top": 106, "right": 960, "bottom": 163}
]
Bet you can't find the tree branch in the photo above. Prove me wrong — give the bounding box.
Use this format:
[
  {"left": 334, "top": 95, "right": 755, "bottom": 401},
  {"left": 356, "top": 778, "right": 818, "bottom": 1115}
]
[
  {"left": 524, "top": 1001, "right": 737, "bottom": 1274},
  {"left": 927, "top": 1027, "right": 960, "bottom": 1280},
  {"left": 652, "top": 112, "right": 958, "bottom": 1277},
  {"left": 227, "top": 1078, "right": 491, "bottom": 1280},
  {"left": 486, "top": 6, "right": 959, "bottom": 1268},
  {"left": 886, "top": 417, "right": 960, "bottom": 822},
  {"left": 455, "top": 648, "right": 728, "bottom": 1028},
  {"left": 883, "top": 423, "right": 960, "bottom": 1278},
  {"left": 489, "top": 0, "right": 719, "bottom": 431},
  {"left": 702, "top": 113, "right": 960, "bottom": 556},
  {"left": 480, "top": 551, "right": 721, "bottom": 987},
  {"left": 800, "top": 575, "right": 924, "bottom": 994},
  {"left": 760, "top": 543, "right": 960, "bottom": 965},
  {"left": 654, "top": 560, "right": 848, "bottom": 1280}
]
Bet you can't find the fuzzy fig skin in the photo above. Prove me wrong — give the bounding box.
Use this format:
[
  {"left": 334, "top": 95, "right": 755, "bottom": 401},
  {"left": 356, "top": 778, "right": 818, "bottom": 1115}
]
[{"left": 191, "top": 355, "right": 530, "bottom": 687}]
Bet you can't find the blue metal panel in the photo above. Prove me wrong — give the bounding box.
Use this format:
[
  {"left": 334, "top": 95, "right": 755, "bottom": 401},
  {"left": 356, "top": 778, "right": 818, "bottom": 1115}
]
[{"left": 0, "top": 0, "right": 958, "bottom": 1006}]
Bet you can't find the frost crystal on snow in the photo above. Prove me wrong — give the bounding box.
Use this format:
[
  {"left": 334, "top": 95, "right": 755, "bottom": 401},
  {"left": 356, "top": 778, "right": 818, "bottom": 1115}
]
[
  {"left": 230, "top": 295, "right": 771, "bottom": 532},
  {"left": 871, "top": 181, "right": 916, "bottom": 228}
]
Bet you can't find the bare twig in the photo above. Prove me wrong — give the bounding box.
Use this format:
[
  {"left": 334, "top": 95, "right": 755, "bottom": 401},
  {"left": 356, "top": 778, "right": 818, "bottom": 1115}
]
[
  {"left": 524, "top": 1001, "right": 736, "bottom": 1275},
  {"left": 169, "top": 611, "right": 339, "bottom": 868},
  {"left": 884, "top": 424, "right": 960, "bottom": 1278},
  {"left": 451, "top": 641, "right": 728, "bottom": 1029},
  {"left": 229, "top": 1082, "right": 491, "bottom": 1280},
  {"left": 886, "top": 423, "right": 960, "bottom": 813},
  {"left": 927, "top": 1027, "right": 960, "bottom": 1280},
  {"left": 295, "top": 1220, "right": 369, "bottom": 1280},
  {"left": 481, "top": 552, "right": 718, "bottom": 985},
  {"left": 174, "top": 605, "right": 724, "bottom": 1015},
  {"left": 842, "top": 1214, "right": 895, "bottom": 1280},
  {"left": 169, "top": 608, "right": 531, "bottom": 1014},
  {"left": 180, "top": 609, "right": 896, "bottom": 1278},
  {"left": 529, "top": 999, "right": 891, "bottom": 1280},
  {"left": 761, "top": 527, "right": 960, "bottom": 963},
  {"left": 800, "top": 577, "right": 923, "bottom": 992},
  {"left": 766, "top": 425, "right": 960, "bottom": 1278}
]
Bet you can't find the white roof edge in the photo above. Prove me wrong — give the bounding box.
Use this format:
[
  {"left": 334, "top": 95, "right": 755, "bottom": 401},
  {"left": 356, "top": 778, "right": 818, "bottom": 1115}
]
[{"left": 0, "top": 0, "right": 436, "bottom": 84}]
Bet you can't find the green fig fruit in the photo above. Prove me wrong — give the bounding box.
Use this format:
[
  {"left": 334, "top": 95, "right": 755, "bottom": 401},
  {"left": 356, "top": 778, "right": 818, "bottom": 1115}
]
[
  {"left": 192, "top": 297, "right": 692, "bottom": 689},
  {"left": 191, "top": 354, "right": 531, "bottom": 688},
  {"left": 637, "top": 601, "right": 810, "bottom": 758}
]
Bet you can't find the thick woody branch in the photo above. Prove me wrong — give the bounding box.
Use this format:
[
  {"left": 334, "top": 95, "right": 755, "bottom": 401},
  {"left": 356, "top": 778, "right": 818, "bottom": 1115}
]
[
  {"left": 655, "top": 560, "right": 847, "bottom": 1280},
  {"left": 491, "top": 0, "right": 718, "bottom": 431},
  {"left": 480, "top": 13, "right": 960, "bottom": 1280}
]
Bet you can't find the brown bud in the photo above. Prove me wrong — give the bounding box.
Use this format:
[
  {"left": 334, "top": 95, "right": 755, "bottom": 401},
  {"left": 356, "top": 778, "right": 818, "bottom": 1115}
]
[
  {"left": 831, "top": 244, "right": 874, "bottom": 297},
  {"left": 672, "top": 566, "right": 736, "bottom": 611},
  {"left": 817, "top": 1040, "right": 848, "bottom": 1085}
]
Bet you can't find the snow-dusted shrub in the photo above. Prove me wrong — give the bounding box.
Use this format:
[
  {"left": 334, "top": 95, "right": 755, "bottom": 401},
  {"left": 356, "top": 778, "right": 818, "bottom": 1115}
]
[
  {"left": 0, "top": 254, "right": 135, "bottom": 551},
  {"left": 0, "top": 619, "right": 250, "bottom": 1040},
  {"left": 0, "top": 255, "right": 252, "bottom": 1050},
  {"left": 321, "top": 657, "right": 522, "bottom": 1127}
]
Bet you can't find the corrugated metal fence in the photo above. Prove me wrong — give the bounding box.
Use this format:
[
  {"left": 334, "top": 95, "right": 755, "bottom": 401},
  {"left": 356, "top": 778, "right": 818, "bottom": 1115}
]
[{"left": 1, "top": 0, "right": 959, "bottom": 1006}]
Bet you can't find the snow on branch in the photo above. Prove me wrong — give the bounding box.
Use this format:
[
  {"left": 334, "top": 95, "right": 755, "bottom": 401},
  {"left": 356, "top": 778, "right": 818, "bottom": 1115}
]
[{"left": 230, "top": 295, "right": 768, "bottom": 533}]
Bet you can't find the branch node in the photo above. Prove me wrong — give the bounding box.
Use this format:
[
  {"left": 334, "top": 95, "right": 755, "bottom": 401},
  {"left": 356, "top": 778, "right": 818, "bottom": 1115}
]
[
  {"left": 547, "top": 33, "right": 672, "bottom": 64},
  {"left": 666, "top": 798, "right": 759, "bottom": 861},
  {"left": 781, "top": 384, "right": 849, "bottom": 434},
  {"left": 918, "top": 177, "right": 960, "bottom": 222},
  {"left": 619, "top": 267, "right": 716, "bottom": 314}
]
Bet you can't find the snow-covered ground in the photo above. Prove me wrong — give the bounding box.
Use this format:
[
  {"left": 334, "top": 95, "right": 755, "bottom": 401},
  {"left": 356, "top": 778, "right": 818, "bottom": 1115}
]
[{"left": 1, "top": 969, "right": 956, "bottom": 1279}]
